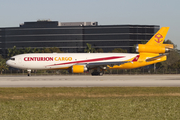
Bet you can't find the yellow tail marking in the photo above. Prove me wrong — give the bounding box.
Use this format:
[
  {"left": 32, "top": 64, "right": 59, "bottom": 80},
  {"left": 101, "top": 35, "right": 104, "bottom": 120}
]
[{"left": 146, "top": 27, "right": 169, "bottom": 45}]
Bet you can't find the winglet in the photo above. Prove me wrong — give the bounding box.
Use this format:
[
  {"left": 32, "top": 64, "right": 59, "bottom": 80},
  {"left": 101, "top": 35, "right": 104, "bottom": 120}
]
[{"left": 146, "top": 27, "right": 169, "bottom": 45}]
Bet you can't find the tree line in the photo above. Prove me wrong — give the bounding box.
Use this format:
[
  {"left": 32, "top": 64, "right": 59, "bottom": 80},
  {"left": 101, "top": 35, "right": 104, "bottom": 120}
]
[{"left": 7, "top": 44, "right": 127, "bottom": 58}]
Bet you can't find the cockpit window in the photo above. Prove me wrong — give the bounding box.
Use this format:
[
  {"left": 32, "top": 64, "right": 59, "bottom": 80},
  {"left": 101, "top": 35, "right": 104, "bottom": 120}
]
[{"left": 10, "top": 58, "right": 15, "bottom": 61}]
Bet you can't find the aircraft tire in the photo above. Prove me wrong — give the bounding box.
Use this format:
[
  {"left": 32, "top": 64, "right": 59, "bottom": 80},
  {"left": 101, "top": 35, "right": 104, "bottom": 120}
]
[
  {"left": 27, "top": 73, "right": 31, "bottom": 76},
  {"left": 99, "top": 72, "right": 103, "bottom": 76},
  {"left": 91, "top": 72, "right": 103, "bottom": 76}
]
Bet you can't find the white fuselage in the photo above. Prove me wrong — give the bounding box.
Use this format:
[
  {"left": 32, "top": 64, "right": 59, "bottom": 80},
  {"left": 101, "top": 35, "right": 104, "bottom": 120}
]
[{"left": 6, "top": 53, "right": 138, "bottom": 70}]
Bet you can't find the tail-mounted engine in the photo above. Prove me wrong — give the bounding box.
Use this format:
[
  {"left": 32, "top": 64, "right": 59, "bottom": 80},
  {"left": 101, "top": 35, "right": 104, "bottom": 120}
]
[{"left": 136, "top": 44, "right": 173, "bottom": 53}]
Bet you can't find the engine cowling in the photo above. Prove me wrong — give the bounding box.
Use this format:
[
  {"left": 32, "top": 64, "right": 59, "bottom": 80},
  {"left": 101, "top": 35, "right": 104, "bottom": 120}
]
[
  {"left": 136, "top": 44, "right": 173, "bottom": 53},
  {"left": 71, "top": 65, "right": 88, "bottom": 73}
]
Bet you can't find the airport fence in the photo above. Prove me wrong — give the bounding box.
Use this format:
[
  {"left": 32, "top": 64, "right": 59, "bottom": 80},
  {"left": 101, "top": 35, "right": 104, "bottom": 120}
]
[{"left": 1, "top": 68, "right": 180, "bottom": 76}]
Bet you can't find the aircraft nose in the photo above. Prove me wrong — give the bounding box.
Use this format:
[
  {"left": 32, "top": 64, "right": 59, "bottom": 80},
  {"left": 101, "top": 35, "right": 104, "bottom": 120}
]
[
  {"left": 6, "top": 60, "right": 11, "bottom": 66},
  {"left": 6, "top": 60, "right": 15, "bottom": 67}
]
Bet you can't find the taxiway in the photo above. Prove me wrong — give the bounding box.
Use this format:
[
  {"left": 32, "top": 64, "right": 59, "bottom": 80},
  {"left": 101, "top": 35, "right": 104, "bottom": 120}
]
[{"left": 0, "top": 75, "right": 180, "bottom": 87}]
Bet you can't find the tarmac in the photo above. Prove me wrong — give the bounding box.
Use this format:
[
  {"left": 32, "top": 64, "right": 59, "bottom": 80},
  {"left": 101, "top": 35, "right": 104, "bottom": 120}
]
[{"left": 0, "top": 75, "right": 180, "bottom": 87}]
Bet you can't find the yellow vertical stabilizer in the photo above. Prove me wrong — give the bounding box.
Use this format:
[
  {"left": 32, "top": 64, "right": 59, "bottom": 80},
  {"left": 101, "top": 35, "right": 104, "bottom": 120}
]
[{"left": 146, "top": 27, "right": 169, "bottom": 45}]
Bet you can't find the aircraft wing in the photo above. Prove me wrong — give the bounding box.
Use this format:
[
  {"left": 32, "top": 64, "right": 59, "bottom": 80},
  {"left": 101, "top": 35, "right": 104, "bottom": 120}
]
[
  {"left": 86, "top": 61, "right": 130, "bottom": 68},
  {"left": 85, "top": 54, "right": 140, "bottom": 68}
]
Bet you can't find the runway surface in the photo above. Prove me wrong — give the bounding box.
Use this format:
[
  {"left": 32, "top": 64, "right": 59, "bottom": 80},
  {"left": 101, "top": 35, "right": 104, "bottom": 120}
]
[{"left": 0, "top": 75, "right": 180, "bottom": 87}]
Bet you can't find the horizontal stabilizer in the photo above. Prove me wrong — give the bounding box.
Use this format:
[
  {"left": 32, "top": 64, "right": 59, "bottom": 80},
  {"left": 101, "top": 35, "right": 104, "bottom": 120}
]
[{"left": 146, "top": 54, "right": 167, "bottom": 62}]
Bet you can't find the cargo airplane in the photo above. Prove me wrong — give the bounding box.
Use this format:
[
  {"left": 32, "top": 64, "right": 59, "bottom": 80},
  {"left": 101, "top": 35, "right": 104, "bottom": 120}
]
[{"left": 6, "top": 27, "right": 173, "bottom": 76}]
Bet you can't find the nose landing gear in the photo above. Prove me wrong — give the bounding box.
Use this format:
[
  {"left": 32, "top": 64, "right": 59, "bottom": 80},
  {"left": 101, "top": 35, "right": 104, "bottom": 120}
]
[{"left": 27, "top": 69, "right": 31, "bottom": 76}]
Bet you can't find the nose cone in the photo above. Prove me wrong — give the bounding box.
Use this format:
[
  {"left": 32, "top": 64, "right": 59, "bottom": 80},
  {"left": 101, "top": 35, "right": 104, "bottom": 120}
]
[
  {"left": 6, "top": 60, "right": 11, "bottom": 66},
  {"left": 6, "top": 60, "right": 15, "bottom": 67}
]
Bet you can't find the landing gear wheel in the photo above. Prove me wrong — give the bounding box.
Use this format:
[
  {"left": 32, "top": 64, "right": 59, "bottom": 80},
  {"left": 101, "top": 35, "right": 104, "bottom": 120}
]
[
  {"left": 91, "top": 71, "right": 103, "bottom": 76},
  {"left": 27, "top": 69, "right": 31, "bottom": 76},
  {"left": 99, "top": 72, "right": 103, "bottom": 76}
]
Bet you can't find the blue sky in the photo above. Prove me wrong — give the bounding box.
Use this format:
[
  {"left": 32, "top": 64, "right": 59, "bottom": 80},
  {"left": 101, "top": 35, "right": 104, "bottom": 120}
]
[{"left": 1, "top": 0, "right": 180, "bottom": 49}]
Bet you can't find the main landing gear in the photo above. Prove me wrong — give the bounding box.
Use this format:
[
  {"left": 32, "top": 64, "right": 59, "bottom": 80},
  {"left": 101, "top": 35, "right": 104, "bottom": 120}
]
[
  {"left": 91, "top": 71, "right": 104, "bottom": 76},
  {"left": 91, "top": 67, "right": 104, "bottom": 76}
]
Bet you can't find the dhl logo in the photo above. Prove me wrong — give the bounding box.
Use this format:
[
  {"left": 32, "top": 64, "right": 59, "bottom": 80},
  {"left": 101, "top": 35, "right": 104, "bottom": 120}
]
[{"left": 24, "top": 57, "right": 72, "bottom": 61}]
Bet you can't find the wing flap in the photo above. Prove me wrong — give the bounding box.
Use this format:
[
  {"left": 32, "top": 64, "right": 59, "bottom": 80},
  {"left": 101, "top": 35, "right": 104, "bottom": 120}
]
[{"left": 87, "top": 61, "right": 130, "bottom": 68}]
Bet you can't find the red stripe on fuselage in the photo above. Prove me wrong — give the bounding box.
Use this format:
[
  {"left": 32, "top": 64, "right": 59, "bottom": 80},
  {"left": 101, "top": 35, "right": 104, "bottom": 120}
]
[{"left": 47, "top": 56, "right": 125, "bottom": 66}]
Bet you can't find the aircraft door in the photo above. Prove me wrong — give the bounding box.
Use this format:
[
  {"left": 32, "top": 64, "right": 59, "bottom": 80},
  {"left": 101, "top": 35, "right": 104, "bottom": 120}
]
[{"left": 18, "top": 58, "right": 22, "bottom": 63}]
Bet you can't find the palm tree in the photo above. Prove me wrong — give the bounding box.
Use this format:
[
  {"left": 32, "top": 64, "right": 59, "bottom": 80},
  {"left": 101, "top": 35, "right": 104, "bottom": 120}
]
[
  {"left": 110, "top": 48, "right": 127, "bottom": 53},
  {"left": 0, "top": 57, "right": 8, "bottom": 74},
  {"left": 24, "top": 47, "right": 32, "bottom": 53},
  {"left": 84, "top": 43, "right": 96, "bottom": 53},
  {"left": 8, "top": 46, "right": 18, "bottom": 57},
  {"left": 95, "top": 48, "right": 104, "bottom": 53},
  {"left": 50, "top": 47, "right": 64, "bottom": 53}
]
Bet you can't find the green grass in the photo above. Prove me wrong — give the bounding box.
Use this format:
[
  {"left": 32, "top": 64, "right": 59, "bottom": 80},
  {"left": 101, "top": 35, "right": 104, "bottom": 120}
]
[{"left": 0, "top": 87, "right": 180, "bottom": 120}]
